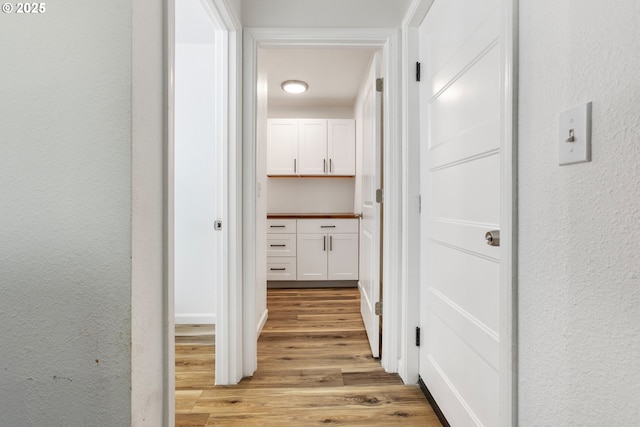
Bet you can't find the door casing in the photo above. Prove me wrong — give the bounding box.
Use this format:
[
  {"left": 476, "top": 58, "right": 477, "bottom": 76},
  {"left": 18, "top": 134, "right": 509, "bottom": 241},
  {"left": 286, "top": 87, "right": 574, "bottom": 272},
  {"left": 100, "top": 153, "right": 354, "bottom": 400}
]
[{"left": 241, "top": 27, "right": 404, "bottom": 377}]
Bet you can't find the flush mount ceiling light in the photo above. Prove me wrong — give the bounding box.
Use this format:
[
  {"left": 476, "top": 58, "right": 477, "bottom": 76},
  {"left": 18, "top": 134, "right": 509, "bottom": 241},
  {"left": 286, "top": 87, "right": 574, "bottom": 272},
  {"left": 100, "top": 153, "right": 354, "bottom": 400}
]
[{"left": 281, "top": 80, "right": 308, "bottom": 94}]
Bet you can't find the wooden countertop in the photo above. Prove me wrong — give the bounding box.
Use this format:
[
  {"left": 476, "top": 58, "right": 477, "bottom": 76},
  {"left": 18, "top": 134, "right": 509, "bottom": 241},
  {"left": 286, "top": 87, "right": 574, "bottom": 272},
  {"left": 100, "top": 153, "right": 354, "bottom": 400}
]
[{"left": 267, "top": 212, "right": 360, "bottom": 219}]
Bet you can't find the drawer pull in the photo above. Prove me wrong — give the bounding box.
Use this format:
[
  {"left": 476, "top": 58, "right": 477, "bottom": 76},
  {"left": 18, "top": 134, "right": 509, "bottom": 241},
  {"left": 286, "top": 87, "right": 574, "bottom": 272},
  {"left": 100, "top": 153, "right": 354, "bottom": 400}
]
[
  {"left": 270, "top": 267, "right": 286, "bottom": 271},
  {"left": 320, "top": 225, "right": 336, "bottom": 228},
  {"left": 270, "top": 244, "right": 286, "bottom": 247},
  {"left": 270, "top": 225, "right": 286, "bottom": 228}
]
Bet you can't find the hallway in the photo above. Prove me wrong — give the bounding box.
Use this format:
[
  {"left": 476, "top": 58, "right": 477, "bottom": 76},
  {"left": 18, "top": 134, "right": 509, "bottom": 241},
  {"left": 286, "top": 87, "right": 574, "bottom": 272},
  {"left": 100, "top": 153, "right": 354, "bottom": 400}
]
[{"left": 176, "top": 288, "right": 441, "bottom": 426}]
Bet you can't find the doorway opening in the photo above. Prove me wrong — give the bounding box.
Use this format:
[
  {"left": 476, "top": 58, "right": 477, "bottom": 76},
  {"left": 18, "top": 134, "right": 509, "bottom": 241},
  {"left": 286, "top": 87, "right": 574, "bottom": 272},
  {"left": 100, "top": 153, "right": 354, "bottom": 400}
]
[
  {"left": 256, "top": 46, "right": 383, "bottom": 360},
  {"left": 241, "top": 28, "right": 404, "bottom": 380},
  {"left": 168, "top": 0, "right": 237, "bottom": 420}
]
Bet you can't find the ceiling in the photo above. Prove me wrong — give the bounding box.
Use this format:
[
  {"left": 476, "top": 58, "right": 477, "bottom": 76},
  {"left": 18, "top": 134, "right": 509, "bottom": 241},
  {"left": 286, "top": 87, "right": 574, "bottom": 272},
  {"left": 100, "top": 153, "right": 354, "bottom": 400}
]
[{"left": 260, "top": 48, "right": 378, "bottom": 109}]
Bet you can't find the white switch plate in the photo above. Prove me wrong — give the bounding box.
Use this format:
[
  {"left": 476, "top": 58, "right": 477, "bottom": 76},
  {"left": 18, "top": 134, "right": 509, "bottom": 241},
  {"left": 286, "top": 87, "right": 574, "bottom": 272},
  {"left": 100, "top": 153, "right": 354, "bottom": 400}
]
[{"left": 559, "top": 101, "right": 592, "bottom": 166}]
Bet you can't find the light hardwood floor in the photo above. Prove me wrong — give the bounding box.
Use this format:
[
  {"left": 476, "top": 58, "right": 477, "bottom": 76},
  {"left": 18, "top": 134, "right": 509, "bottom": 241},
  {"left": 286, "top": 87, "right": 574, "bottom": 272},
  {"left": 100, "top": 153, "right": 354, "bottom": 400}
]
[{"left": 176, "top": 288, "right": 441, "bottom": 426}]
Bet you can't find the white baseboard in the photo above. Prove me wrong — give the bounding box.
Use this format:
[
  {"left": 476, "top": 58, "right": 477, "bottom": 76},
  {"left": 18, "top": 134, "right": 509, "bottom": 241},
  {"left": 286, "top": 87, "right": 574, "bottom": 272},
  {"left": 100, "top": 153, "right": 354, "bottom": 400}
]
[
  {"left": 257, "top": 308, "right": 268, "bottom": 336},
  {"left": 175, "top": 314, "right": 216, "bottom": 325}
]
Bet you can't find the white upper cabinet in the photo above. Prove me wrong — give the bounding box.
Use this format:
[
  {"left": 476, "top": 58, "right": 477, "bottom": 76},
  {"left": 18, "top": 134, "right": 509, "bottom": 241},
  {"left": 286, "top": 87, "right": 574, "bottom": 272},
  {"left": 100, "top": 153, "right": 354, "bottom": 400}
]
[
  {"left": 267, "top": 119, "right": 298, "bottom": 175},
  {"left": 298, "top": 119, "right": 328, "bottom": 175},
  {"left": 267, "top": 118, "right": 355, "bottom": 176},
  {"left": 327, "top": 119, "right": 356, "bottom": 176}
]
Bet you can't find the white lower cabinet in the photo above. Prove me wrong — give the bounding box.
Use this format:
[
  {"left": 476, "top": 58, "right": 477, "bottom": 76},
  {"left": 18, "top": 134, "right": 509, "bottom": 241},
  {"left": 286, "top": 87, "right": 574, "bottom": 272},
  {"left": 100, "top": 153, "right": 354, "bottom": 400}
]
[
  {"left": 296, "top": 219, "right": 359, "bottom": 281},
  {"left": 268, "top": 218, "right": 359, "bottom": 282}
]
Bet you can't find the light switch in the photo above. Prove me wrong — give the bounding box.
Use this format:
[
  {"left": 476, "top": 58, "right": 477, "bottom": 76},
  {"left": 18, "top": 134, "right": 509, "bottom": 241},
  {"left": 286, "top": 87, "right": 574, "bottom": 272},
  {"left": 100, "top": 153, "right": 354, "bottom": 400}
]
[{"left": 559, "top": 102, "right": 592, "bottom": 166}]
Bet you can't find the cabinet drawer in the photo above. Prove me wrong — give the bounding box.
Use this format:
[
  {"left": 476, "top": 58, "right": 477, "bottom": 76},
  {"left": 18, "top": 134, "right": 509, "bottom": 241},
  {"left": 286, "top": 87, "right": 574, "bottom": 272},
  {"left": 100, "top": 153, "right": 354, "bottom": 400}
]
[
  {"left": 267, "top": 257, "right": 297, "bottom": 281},
  {"left": 267, "top": 219, "right": 297, "bottom": 234},
  {"left": 267, "top": 234, "right": 296, "bottom": 257},
  {"left": 297, "top": 218, "right": 358, "bottom": 234}
]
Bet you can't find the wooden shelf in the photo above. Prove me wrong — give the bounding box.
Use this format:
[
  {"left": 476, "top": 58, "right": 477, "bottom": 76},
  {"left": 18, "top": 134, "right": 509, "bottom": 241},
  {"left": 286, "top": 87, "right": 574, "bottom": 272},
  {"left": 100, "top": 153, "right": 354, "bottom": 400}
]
[{"left": 267, "top": 212, "right": 360, "bottom": 219}]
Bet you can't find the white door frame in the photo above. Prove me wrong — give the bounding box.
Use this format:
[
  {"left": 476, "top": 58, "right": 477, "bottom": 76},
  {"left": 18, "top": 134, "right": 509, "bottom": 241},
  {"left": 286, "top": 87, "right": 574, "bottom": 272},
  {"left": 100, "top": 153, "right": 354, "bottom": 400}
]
[
  {"left": 401, "top": 0, "right": 518, "bottom": 425},
  {"left": 133, "top": 0, "right": 241, "bottom": 423},
  {"left": 241, "top": 27, "right": 403, "bottom": 377},
  {"left": 167, "top": 0, "right": 242, "bottom": 411}
]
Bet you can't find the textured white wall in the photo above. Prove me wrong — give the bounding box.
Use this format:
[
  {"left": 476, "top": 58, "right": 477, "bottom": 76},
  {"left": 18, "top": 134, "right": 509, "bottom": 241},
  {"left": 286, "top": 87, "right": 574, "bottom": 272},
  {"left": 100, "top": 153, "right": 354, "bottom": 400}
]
[
  {"left": 0, "top": 1, "right": 132, "bottom": 425},
  {"left": 519, "top": 1, "right": 640, "bottom": 424}
]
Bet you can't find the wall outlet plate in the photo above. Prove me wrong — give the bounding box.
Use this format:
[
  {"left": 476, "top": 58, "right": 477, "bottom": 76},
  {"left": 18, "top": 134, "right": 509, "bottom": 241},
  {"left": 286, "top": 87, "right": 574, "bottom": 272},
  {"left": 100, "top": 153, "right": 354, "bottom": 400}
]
[{"left": 559, "top": 102, "right": 592, "bottom": 166}]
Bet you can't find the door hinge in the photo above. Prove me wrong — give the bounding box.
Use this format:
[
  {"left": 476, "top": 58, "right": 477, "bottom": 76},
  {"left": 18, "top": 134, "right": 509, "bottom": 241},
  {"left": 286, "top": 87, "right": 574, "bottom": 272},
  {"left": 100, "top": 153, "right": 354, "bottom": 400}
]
[
  {"left": 214, "top": 220, "right": 222, "bottom": 231},
  {"left": 416, "top": 326, "right": 421, "bottom": 347},
  {"left": 376, "top": 77, "right": 384, "bottom": 92},
  {"left": 374, "top": 301, "right": 382, "bottom": 316},
  {"left": 416, "top": 62, "right": 421, "bottom": 82},
  {"left": 375, "top": 188, "right": 384, "bottom": 204}
]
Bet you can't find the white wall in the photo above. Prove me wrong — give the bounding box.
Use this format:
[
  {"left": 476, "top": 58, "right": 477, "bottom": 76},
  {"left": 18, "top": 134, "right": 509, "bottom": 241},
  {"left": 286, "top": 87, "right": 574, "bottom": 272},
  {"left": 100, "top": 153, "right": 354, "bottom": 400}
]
[
  {"left": 518, "top": 1, "right": 640, "bottom": 424},
  {"left": 267, "top": 178, "right": 356, "bottom": 213},
  {"left": 225, "top": 0, "right": 242, "bottom": 25},
  {"left": 242, "top": 0, "right": 412, "bottom": 27},
  {"left": 0, "top": 1, "right": 132, "bottom": 424},
  {"left": 268, "top": 106, "right": 353, "bottom": 119},
  {"left": 174, "top": 42, "right": 218, "bottom": 324}
]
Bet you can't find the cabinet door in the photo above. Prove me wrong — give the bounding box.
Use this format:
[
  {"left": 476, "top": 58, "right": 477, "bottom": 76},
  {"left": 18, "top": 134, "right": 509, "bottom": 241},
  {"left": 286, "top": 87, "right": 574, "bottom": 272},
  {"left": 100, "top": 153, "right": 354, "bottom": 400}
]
[
  {"left": 327, "top": 233, "right": 359, "bottom": 280},
  {"left": 327, "top": 119, "right": 355, "bottom": 176},
  {"left": 296, "top": 233, "right": 328, "bottom": 280},
  {"left": 298, "top": 119, "right": 327, "bottom": 175},
  {"left": 267, "top": 119, "right": 298, "bottom": 175}
]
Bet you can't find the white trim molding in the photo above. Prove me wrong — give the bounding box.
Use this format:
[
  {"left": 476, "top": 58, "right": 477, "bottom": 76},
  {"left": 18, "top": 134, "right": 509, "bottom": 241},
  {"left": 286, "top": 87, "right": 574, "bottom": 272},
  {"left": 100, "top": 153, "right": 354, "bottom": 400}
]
[
  {"left": 499, "top": 0, "right": 519, "bottom": 425},
  {"left": 242, "top": 27, "right": 404, "bottom": 378}
]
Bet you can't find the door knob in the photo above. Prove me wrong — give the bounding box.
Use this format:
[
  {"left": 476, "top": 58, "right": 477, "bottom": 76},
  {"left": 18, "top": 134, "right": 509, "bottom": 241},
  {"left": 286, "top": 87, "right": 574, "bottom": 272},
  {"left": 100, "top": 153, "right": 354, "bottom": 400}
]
[{"left": 485, "top": 230, "right": 500, "bottom": 246}]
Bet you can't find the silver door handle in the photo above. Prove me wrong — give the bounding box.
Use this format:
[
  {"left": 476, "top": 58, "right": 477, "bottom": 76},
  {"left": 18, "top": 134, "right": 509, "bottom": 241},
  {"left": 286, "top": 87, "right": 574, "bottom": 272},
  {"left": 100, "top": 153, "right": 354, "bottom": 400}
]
[
  {"left": 323, "top": 159, "right": 326, "bottom": 173},
  {"left": 323, "top": 236, "right": 326, "bottom": 251},
  {"left": 330, "top": 158, "right": 333, "bottom": 173},
  {"left": 485, "top": 230, "right": 500, "bottom": 247},
  {"left": 330, "top": 235, "right": 333, "bottom": 251}
]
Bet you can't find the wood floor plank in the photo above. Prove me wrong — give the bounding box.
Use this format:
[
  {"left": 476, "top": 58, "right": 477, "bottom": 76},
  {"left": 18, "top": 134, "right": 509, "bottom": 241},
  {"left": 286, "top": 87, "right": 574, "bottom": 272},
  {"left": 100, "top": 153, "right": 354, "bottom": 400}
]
[{"left": 176, "top": 287, "right": 441, "bottom": 426}]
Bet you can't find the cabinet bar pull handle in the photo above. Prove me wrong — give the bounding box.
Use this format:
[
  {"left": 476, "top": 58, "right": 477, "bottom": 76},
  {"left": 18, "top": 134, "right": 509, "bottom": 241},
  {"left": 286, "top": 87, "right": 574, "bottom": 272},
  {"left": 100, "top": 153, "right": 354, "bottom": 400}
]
[
  {"left": 270, "top": 244, "right": 286, "bottom": 247},
  {"left": 330, "top": 159, "right": 333, "bottom": 173},
  {"left": 270, "top": 267, "right": 286, "bottom": 271},
  {"left": 330, "top": 235, "right": 333, "bottom": 251},
  {"left": 323, "top": 236, "right": 326, "bottom": 251},
  {"left": 294, "top": 158, "right": 297, "bottom": 173},
  {"left": 320, "top": 225, "right": 336, "bottom": 228},
  {"left": 323, "top": 159, "right": 326, "bottom": 173},
  {"left": 270, "top": 225, "right": 286, "bottom": 228}
]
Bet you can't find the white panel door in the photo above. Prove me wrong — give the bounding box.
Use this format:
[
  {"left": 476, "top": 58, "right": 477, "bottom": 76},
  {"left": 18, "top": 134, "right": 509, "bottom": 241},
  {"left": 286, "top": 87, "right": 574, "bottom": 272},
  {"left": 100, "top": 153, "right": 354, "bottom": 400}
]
[
  {"left": 297, "top": 233, "right": 328, "bottom": 280},
  {"left": 327, "top": 119, "right": 356, "bottom": 175},
  {"left": 267, "top": 119, "right": 298, "bottom": 175},
  {"left": 360, "top": 53, "right": 382, "bottom": 358},
  {"left": 327, "top": 233, "right": 359, "bottom": 280},
  {"left": 419, "top": 1, "right": 502, "bottom": 426},
  {"left": 298, "top": 119, "right": 327, "bottom": 175}
]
